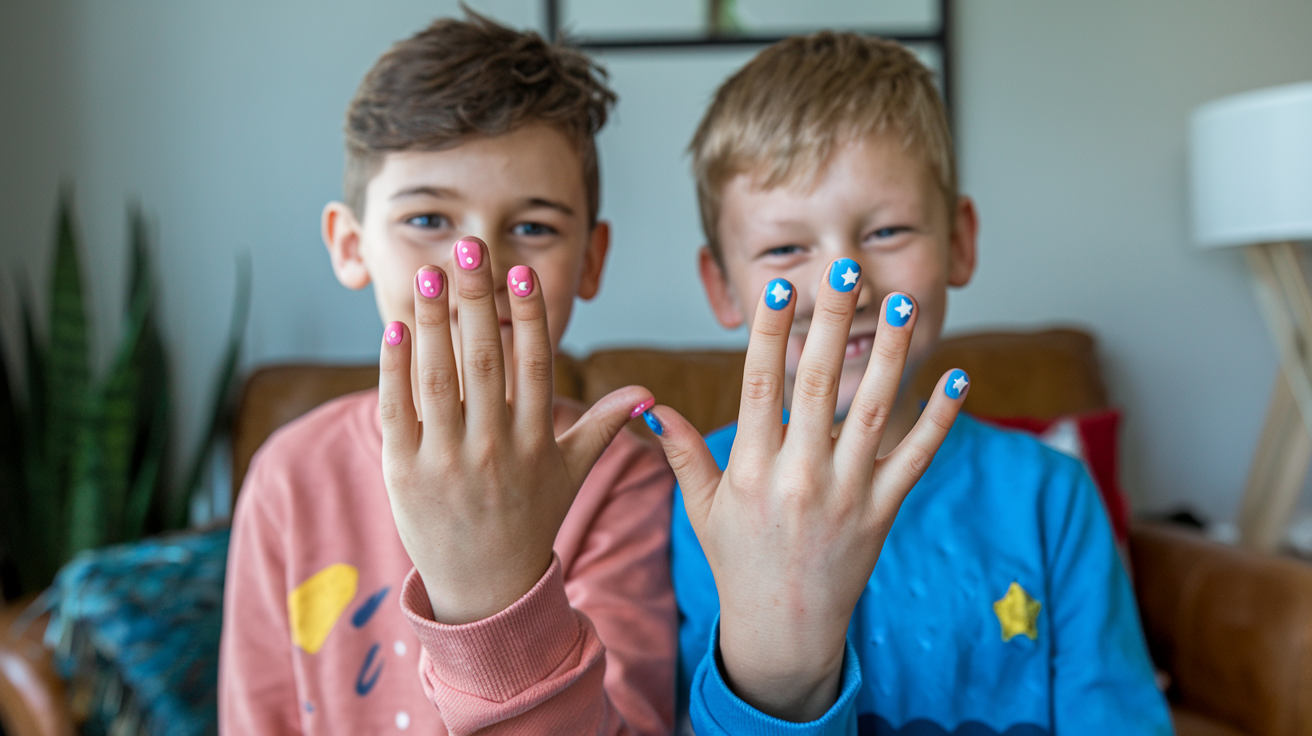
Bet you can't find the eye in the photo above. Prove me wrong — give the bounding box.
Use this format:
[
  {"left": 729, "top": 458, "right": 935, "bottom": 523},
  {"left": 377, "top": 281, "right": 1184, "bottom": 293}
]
[
  {"left": 405, "top": 214, "right": 451, "bottom": 229},
  {"left": 867, "top": 226, "right": 910, "bottom": 241},
  {"left": 512, "top": 222, "right": 558, "bottom": 237},
  {"left": 761, "top": 245, "right": 804, "bottom": 258}
]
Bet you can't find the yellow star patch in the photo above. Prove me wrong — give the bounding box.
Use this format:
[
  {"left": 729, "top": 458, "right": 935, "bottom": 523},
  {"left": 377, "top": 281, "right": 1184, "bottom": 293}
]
[{"left": 993, "top": 581, "right": 1041, "bottom": 642}]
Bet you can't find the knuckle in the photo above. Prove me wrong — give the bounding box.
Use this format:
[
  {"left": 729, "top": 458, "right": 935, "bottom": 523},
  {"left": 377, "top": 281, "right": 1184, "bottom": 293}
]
[
  {"left": 518, "top": 350, "right": 554, "bottom": 386},
  {"left": 794, "top": 367, "right": 838, "bottom": 403},
  {"left": 871, "top": 336, "right": 905, "bottom": 364},
  {"left": 741, "top": 371, "right": 782, "bottom": 404},
  {"left": 753, "top": 317, "right": 790, "bottom": 340},
  {"left": 419, "top": 364, "right": 457, "bottom": 399},
  {"left": 379, "top": 399, "right": 405, "bottom": 424},
  {"left": 848, "top": 399, "right": 891, "bottom": 435},
  {"left": 902, "top": 444, "right": 935, "bottom": 478},
  {"left": 814, "top": 300, "right": 851, "bottom": 328},
  {"left": 464, "top": 342, "right": 503, "bottom": 381}
]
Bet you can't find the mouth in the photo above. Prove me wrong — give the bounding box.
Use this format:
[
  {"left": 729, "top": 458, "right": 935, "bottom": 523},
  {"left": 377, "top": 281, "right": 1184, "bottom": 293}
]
[{"left": 844, "top": 330, "right": 876, "bottom": 361}]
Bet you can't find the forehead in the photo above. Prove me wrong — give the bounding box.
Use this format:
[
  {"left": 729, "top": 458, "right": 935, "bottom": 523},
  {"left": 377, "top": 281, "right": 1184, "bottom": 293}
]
[
  {"left": 365, "top": 124, "right": 587, "bottom": 208},
  {"left": 720, "top": 134, "right": 943, "bottom": 234}
]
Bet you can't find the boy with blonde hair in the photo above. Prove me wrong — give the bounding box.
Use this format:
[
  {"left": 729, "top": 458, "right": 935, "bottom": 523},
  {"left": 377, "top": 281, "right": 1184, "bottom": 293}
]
[
  {"left": 642, "top": 33, "right": 1172, "bottom": 734},
  {"left": 220, "top": 14, "right": 677, "bottom": 734}
]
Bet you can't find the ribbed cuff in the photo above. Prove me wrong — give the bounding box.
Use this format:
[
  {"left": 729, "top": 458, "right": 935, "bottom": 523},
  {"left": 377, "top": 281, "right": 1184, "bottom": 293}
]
[
  {"left": 690, "top": 616, "right": 862, "bottom": 735},
  {"left": 400, "top": 555, "right": 582, "bottom": 703}
]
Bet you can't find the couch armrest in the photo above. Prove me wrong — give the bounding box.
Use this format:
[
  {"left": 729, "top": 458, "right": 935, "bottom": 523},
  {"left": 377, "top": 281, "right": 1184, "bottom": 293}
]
[
  {"left": 1130, "top": 521, "right": 1312, "bottom": 736},
  {"left": 0, "top": 596, "right": 75, "bottom": 736}
]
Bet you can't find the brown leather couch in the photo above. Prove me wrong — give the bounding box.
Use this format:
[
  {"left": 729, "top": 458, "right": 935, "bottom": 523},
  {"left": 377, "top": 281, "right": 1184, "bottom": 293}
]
[{"left": 5, "top": 329, "right": 1312, "bottom": 735}]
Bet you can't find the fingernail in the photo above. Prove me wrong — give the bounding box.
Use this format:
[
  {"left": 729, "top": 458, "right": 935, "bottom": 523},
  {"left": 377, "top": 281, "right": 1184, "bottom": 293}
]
[
  {"left": 945, "top": 369, "right": 970, "bottom": 399},
  {"left": 385, "top": 321, "right": 404, "bottom": 346},
  {"left": 886, "top": 293, "right": 914, "bottom": 327},
  {"left": 642, "top": 410, "right": 664, "bottom": 436},
  {"left": 417, "top": 270, "right": 443, "bottom": 299},
  {"left": 508, "top": 265, "right": 533, "bottom": 297},
  {"left": 455, "top": 238, "right": 482, "bottom": 270},
  {"left": 829, "top": 258, "right": 861, "bottom": 293},
  {"left": 764, "top": 278, "right": 793, "bottom": 310},
  {"left": 631, "top": 397, "right": 655, "bottom": 418}
]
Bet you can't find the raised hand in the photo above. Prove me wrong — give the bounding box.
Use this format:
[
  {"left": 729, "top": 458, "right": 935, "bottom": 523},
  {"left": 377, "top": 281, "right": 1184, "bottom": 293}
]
[
  {"left": 378, "top": 237, "right": 653, "bottom": 624},
  {"left": 646, "top": 259, "right": 968, "bottom": 721}
]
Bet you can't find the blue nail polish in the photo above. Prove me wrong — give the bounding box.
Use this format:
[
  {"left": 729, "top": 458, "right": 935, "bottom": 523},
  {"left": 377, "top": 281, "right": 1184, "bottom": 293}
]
[
  {"left": 945, "top": 369, "right": 970, "bottom": 399},
  {"left": 886, "top": 293, "right": 914, "bottom": 327},
  {"left": 764, "top": 278, "right": 793, "bottom": 310},
  {"left": 829, "top": 258, "right": 861, "bottom": 293},
  {"left": 642, "top": 410, "right": 664, "bottom": 436}
]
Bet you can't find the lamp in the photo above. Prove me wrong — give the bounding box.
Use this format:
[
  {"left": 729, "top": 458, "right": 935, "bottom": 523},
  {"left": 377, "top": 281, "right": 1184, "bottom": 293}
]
[{"left": 1191, "top": 81, "right": 1312, "bottom": 551}]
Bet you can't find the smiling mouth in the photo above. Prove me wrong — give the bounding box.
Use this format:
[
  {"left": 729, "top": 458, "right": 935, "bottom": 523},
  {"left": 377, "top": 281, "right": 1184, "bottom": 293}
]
[{"left": 845, "top": 331, "right": 875, "bottom": 361}]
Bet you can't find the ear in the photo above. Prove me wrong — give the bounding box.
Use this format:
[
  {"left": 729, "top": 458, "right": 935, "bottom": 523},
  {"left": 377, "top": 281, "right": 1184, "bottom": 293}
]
[
  {"left": 322, "top": 201, "right": 371, "bottom": 290},
  {"left": 947, "top": 195, "right": 979, "bottom": 288},
  {"left": 698, "top": 247, "right": 745, "bottom": 330},
  {"left": 577, "top": 220, "right": 611, "bottom": 300}
]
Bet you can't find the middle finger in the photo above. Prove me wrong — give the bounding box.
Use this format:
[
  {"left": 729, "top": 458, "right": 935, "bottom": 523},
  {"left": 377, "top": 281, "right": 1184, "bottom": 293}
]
[
  {"left": 785, "top": 258, "right": 862, "bottom": 456},
  {"left": 451, "top": 236, "right": 509, "bottom": 434}
]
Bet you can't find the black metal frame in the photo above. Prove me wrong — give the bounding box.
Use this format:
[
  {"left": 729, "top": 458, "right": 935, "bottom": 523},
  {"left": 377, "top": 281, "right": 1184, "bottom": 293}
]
[{"left": 543, "top": 0, "right": 953, "bottom": 114}]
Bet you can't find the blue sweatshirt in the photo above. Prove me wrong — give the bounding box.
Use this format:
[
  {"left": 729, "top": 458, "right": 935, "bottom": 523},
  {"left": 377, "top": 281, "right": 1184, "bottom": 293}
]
[{"left": 673, "top": 414, "right": 1172, "bottom": 735}]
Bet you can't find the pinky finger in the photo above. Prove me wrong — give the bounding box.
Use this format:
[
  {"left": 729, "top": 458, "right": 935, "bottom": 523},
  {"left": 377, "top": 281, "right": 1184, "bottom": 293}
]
[
  {"left": 379, "top": 321, "right": 420, "bottom": 456},
  {"left": 873, "top": 369, "right": 969, "bottom": 508}
]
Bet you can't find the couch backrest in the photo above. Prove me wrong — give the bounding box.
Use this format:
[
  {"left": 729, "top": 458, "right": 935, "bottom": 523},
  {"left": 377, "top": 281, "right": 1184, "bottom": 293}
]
[{"left": 231, "top": 328, "right": 1106, "bottom": 503}]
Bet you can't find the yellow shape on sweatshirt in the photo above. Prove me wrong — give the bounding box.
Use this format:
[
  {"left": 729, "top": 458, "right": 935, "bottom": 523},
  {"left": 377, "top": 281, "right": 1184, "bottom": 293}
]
[
  {"left": 993, "top": 581, "right": 1041, "bottom": 642},
  {"left": 288, "top": 563, "right": 359, "bottom": 654}
]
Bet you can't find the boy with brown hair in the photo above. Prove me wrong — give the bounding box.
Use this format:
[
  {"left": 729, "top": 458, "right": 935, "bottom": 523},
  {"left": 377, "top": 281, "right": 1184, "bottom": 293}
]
[
  {"left": 643, "top": 32, "right": 1172, "bottom": 734},
  {"left": 219, "top": 14, "right": 676, "bottom": 734}
]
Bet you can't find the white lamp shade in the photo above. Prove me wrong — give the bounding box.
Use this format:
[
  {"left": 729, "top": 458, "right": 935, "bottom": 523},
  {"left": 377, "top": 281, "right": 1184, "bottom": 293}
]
[{"left": 1190, "top": 81, "right": 1312, "bottom": 249}]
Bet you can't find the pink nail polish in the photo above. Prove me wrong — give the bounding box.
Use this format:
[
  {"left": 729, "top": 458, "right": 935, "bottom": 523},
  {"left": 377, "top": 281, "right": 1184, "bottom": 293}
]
[
  {"left": 455, "top": 238, "right": 482, "bottom": 270},
  {"left": 385, "top": 321, "right": 404, "bottom": 346},
  {"left": 630, "top": 398, "right": 655, "bottom": 418},
  {"left": 508, "top": 265, "right": 533, "bottom": 297},
  {"left": 416, "top": 270, "right": 443, "bottom": 299}
]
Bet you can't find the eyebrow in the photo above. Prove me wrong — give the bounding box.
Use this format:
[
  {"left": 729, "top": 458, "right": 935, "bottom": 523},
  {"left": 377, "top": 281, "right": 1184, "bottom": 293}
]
[
  {"left": 390, "top": 185, "right": 459, "bottom": 201},
  {"left": 522, "top": 197, "right": 575, "bottom": 217},
  {"left": 389, "top": 188, "right": 575, "bottom": 217}
]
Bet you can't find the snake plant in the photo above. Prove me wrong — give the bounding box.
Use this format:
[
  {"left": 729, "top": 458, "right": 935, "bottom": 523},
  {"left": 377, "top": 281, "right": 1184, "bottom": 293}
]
[{"left": 0, "top": 189, "right": 249, "bottom": 596}]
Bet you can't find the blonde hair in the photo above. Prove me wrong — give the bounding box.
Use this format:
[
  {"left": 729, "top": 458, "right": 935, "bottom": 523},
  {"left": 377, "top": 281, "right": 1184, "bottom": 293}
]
[{"left": 690, "top": 32, "right": 956, "bottom": 261}]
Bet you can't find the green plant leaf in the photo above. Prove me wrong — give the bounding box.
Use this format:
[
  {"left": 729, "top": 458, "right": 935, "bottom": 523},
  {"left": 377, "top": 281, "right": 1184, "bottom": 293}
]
[
  {"left": 173, "top": 252, "right": 250, "bottom": 529},
  {"left": 45, "top": 187, "right": 89, "bottom": 511},
  {"left": 65, "top": 396, "right": 107, "bottom": 557}
]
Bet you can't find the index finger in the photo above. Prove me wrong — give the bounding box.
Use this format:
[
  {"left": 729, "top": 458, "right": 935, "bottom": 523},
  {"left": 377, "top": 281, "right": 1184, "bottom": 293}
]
[{"left": 730, "top": 277, "right": 796, "bottom": 472}]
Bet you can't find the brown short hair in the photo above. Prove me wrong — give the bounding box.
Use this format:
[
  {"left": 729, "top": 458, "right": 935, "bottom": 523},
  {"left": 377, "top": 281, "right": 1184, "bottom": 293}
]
[
  {"left": 343, "top": 11, "right": 616, "bottom": 224},
  {"left": 690, "top": 32, "right": 956, "bottom": 261}
]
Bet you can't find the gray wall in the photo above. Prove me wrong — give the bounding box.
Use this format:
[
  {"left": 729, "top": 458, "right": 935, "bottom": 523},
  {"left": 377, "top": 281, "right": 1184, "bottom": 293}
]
[{"left": 2, "top": 1, "right": 1311, "bottom": 522}]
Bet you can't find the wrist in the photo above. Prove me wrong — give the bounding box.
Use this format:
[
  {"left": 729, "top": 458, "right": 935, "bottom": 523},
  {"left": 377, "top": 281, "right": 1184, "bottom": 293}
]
[
  {"left": 717, "top": 616, "right": 847, "bottom": 722},
  {"left": 418, "top": 549, "right": 553, "bottom": 624}
]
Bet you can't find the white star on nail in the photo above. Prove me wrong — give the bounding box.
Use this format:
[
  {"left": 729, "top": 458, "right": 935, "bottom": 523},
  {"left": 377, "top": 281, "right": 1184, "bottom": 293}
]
[
  {"left": 770, "top": 282, "right": 791, "bottom": 304},
  {"left": 894, "top": 298, "right": 913, "bottom": 318},
  {"left": 841, "top": 267, "right": 859, "bottom": 286},
  {"left": 952, "top": 375, "right": 969, "bottom": 393}
]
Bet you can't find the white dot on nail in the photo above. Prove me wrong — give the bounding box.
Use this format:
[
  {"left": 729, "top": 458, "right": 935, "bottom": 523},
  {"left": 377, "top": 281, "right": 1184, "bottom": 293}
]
[
  {"left": 465, "top": 257, "right": 473, "bottom": 264},
  {"left": 394, "top": 640, "right": 407, "bottom": 656},
  {"left": 396, "top": 711, "right": 410, "bottom": 729},
  {"left": 389, "top": 331, "right": 396, "bottom": 340},
  {"left": 423, "top": 279, "right": 431, "bottom": 288}
]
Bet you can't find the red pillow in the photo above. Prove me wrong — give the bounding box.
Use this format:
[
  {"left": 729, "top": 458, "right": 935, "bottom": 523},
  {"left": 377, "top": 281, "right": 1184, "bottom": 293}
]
[{"left": 979, "top": 410, "right": 1129, "bottom": 545}]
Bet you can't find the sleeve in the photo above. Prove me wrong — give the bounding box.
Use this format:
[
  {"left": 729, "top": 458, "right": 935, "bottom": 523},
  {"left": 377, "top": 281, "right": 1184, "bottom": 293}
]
[
  {"left": 1044, "top": 463, "right": 1173, "bottom": 734},
  {"left": 399, "top": 444, "right": 677, "bottom": 735},
  {"left": 219, "top": 462, "right": 302, "bottom": 735},
  {"left": 689, "top": 617, "right": 861, "bottom": 736}
]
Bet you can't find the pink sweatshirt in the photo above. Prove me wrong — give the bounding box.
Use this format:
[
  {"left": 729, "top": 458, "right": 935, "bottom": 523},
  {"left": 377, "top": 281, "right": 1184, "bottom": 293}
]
[{"left": 219, "top": 389, "right": 676, "bottom": 734}]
